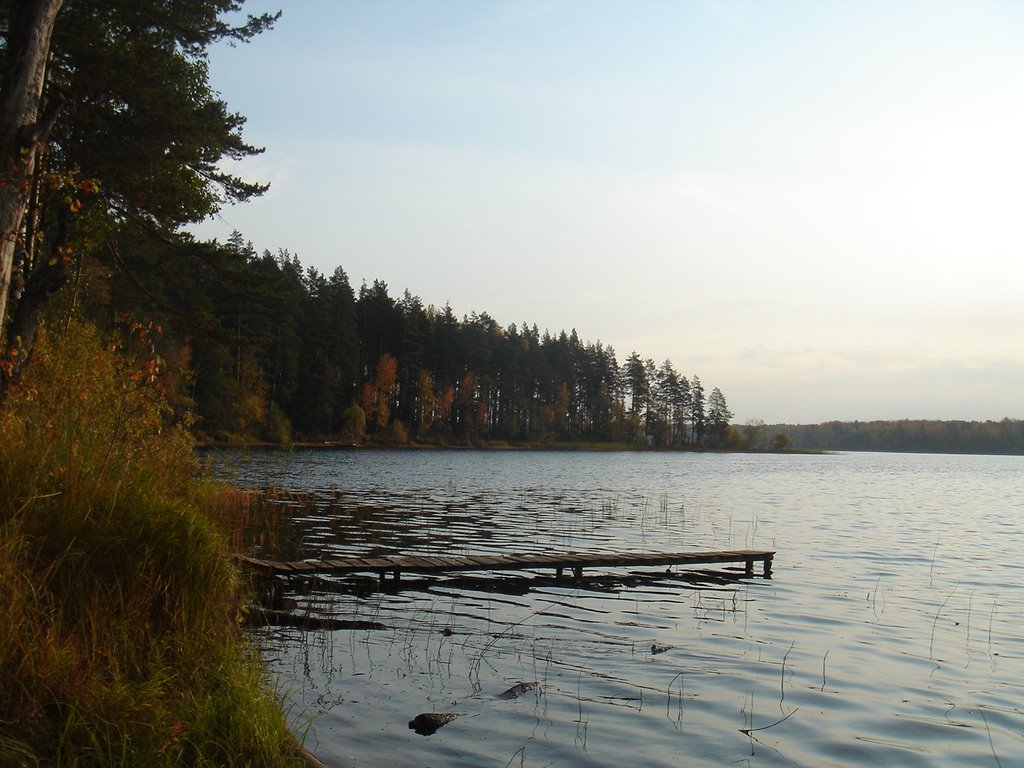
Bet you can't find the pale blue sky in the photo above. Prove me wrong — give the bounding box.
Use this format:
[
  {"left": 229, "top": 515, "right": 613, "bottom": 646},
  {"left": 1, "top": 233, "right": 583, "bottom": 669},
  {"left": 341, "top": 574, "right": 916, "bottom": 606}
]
[{"left": 196, "top": 0, "right": 1024, "bottom": 423}]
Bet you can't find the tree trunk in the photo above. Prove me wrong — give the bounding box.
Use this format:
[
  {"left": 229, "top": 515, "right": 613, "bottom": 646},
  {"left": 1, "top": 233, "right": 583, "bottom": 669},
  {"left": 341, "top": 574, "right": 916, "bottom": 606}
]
[
  {"left": 0, "top": 0, "right": 63, "bottom": 348},
  {"left": 4, "top": 207, "right": 68, "bottom": 379}
]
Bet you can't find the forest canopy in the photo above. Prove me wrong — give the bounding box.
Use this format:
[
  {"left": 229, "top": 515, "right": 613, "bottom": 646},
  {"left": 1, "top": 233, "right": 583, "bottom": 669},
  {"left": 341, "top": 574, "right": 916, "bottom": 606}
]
[
  {"left": 104, "top": 235, "right": 737, "bottom": 447},
  {"left": 0, "top": 1, "right": 735, "bottom": 448},
  {"left": 0, "top": 0, "right": 277, "bottom": 382},
  {"left": 3, "top": 3, "right": 1019, "bottom": 453}
]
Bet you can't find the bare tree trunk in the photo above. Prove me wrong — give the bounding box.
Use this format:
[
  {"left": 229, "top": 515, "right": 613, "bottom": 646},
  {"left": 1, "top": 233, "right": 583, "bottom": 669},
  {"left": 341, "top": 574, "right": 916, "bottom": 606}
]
[{"left": 0, "top": 0, "right": 63, "bottom": 346}]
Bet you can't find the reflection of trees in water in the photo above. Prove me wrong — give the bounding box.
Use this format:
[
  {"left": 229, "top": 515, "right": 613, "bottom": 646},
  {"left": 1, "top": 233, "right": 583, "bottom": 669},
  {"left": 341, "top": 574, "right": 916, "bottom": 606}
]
[{"left": 221, "top": 484, "right": 716, "bottom": 567}]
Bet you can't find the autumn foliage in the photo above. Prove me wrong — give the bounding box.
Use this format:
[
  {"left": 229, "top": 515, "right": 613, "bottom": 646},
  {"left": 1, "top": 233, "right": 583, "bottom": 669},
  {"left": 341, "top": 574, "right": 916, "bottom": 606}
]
[{"left": 0, "top": 321, "right": 304, "bottom": 765}]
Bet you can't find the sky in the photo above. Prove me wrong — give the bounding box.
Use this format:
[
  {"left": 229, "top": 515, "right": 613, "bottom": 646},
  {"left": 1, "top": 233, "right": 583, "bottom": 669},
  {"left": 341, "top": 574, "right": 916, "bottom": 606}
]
[{"left": 193, "top": 0, "right": 1024, "bottom": 424}]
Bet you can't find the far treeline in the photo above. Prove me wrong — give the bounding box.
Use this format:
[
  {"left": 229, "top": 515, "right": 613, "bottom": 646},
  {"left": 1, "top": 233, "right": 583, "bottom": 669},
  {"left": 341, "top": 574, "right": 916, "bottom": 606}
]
[
  {"left": 761, "top": 419, "right": 1024, "bottom": 455},
  {"left": 101, "top": 235, "right": 737, "bottom": 448}
]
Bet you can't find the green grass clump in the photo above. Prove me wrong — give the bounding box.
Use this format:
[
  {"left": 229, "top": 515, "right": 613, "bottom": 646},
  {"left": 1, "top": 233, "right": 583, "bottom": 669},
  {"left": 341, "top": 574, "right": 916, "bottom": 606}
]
[{"left": 0, "top": 322, "right": 305, "bottom": 767}]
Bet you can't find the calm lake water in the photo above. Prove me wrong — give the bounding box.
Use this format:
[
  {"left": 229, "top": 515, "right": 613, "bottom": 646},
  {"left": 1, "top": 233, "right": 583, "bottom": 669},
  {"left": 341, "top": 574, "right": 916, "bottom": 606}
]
[{"left": 210, "top": 449, "right": 1024, "bottom": 767}]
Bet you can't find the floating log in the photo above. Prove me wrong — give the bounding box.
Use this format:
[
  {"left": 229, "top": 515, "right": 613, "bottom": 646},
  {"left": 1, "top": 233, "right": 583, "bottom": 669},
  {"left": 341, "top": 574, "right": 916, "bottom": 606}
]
[
  {"left": 409, "top": 712, "right": 460, "bottom": 735},
  {"left": 246, "top": 607, "right": 387, "bottom": 631},
  {"left": 498, "top": 681, "right": 539, "bottom": 699}
]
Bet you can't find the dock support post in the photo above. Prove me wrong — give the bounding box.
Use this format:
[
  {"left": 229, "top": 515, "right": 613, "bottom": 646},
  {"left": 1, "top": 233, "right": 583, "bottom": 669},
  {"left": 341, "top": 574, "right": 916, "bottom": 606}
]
[
  {"left": 573, "top": 566, "right": 583, "bottom": 579},
  {"left": 763, "top": 556, "right": 773, "bottom": 578},
  {"left": 555, "top": 566, "right": 563, "bottom": 581},
  {"left": 745, "top": 559, "right": 754, "bottom": 577}
]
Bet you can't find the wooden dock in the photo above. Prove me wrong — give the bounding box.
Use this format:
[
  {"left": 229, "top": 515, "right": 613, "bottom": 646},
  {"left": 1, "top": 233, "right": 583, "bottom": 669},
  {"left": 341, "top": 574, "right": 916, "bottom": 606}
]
[{"left": 238, "top": 548, "right": 775, "bottom": 581}]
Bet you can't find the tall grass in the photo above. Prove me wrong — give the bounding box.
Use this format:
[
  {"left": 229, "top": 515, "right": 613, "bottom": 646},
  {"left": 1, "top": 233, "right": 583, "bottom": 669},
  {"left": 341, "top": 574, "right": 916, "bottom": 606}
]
[{"left": 0, "top": 321, "right": 305, "bottom": 767}]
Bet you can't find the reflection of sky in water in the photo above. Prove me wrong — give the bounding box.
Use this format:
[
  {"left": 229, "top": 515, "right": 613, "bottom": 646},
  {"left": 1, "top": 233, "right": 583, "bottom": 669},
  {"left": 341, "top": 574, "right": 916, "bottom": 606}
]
[{"left": 210, "top": 449, "right": 1024, "bottom": 768}]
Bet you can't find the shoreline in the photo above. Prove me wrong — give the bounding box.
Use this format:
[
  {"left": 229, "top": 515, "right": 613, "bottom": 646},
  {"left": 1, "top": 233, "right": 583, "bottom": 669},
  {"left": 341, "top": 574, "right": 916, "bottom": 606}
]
[{"left": 195, "top": 439, "right": 819, "bottom": 455}]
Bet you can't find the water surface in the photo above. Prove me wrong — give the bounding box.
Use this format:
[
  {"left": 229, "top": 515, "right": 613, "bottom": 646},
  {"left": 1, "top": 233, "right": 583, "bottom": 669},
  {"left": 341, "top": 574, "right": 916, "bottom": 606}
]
[{"left": 211, "top": 449, "right": 1024, "bottom": 767}]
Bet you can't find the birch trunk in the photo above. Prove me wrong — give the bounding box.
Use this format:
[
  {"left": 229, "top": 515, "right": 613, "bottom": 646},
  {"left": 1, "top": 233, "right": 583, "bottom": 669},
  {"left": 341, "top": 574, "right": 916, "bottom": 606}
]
[{"left": 0, "top": 0, "right": 63, "bottom": 344}]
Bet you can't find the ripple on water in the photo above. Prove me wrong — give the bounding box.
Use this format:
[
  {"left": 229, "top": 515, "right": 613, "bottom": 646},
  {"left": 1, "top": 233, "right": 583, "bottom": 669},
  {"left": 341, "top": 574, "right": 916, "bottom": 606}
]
[{"left": 209, "top": 449, "right": 1024, "bottom": 767}]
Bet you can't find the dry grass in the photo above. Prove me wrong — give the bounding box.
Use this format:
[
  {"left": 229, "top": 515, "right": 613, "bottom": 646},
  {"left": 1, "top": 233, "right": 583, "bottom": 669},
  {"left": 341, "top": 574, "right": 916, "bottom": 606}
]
[{"left": 0, "top": 321, "right": 305, "bottom": 767}]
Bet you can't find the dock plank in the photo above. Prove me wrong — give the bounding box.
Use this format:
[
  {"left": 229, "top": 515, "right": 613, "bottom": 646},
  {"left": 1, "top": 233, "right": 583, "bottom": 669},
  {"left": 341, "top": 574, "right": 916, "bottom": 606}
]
[{"left": 238, "top": 549, "right": 775, "bottom": 579}]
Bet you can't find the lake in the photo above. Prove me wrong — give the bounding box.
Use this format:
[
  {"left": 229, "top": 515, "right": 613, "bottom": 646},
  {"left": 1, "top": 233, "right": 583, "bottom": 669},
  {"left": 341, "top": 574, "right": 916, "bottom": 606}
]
[{"left": 210, "top": 449, "right": 1024, "bottom": 767}]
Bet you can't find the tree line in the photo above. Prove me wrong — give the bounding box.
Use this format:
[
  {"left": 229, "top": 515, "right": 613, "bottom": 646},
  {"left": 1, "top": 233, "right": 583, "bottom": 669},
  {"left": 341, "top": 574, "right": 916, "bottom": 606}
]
[
  {"left": 762, "top": 419, "right": 1024, "bottom": 455},
  {"left": 0, "top": 0, "right": 736, "bottom": 448},
  {"left": 106, "top": 232, "right": 736, "bottom": 446}
]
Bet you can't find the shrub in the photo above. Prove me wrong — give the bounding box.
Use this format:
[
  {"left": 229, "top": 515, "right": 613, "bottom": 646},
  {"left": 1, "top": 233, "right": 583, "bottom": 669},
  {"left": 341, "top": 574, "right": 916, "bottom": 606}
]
[
  {"left": 0, "top": 321, "right": 304, "bottom": 766},
  {"left": 338, "top": 403, "right": 365, "bottom": 443},
  {"left": 386, "top": 418, "right": 409, "bottom": 445},
  {"left": 263, "top": 403, "right": 293, "bottom": 444}
]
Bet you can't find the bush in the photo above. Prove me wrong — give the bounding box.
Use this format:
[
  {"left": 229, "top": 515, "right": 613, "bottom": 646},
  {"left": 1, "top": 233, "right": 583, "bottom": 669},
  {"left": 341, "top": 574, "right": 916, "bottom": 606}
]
[
  {"left": 338, "top": 403, "right": 365, "bottom": 443},
  {"left": 263, "top": 403, "right": 293, "bottom": 444},
  {"left": 0, "top": 321, "right": 304, "bottom": 766},
  {"left": 386, "top": 418, "right": 409, "bottom": 445}
]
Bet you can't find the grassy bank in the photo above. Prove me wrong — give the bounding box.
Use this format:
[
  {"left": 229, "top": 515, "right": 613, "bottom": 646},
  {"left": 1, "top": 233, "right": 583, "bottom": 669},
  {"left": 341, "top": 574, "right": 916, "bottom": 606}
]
[{"left": 0, "top": 322, "right": 306, "bottom": 767}]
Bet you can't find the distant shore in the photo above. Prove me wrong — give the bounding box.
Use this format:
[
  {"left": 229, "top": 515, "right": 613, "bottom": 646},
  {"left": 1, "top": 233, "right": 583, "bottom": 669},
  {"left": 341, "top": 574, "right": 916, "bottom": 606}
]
[{"left": 195, "top": 439, "right": 823, "bottom": 454}]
